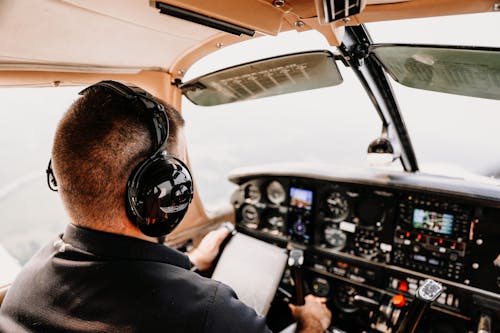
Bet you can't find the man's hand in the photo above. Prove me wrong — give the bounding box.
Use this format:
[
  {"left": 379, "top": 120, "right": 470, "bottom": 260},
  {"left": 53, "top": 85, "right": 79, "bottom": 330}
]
[
  {"left": 187, "top": 227, "right": 230, "bottom": 271},
  {"left": 289, "top": 295, "right": 332, "bottom": 333}
]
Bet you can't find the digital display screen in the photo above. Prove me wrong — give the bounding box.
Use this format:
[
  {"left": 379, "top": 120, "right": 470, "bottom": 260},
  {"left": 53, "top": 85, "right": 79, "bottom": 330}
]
[
  {"left": 412, "top": 208, "right": 454, "bottom": 235},
  {"left": 410, "top": 254, "right": 443, "bottom": 267},
  {"left": 289, "top": 187, "right": 313, "bottom": 210}
]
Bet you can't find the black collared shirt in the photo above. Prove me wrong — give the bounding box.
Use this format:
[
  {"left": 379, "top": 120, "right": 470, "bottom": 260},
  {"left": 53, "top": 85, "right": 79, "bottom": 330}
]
[{"left": 0, "top": 224, "right": 271, "bottom": 333}]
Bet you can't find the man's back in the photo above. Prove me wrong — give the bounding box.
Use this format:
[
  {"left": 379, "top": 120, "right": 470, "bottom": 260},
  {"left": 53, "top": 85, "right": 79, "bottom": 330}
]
[{"left": 0, "top": 224, "right": 269, "bottom": 333}]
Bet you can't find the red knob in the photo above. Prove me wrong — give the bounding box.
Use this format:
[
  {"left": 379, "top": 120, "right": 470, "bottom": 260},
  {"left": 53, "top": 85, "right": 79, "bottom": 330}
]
[{"left": 392, "top": 294, "right": 406, "bottom": 308}]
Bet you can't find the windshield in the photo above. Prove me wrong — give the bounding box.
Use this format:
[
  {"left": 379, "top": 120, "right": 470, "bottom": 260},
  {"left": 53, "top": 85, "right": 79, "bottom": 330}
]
[
  {"left": 183, "top": 13, "right": 500, "bottom": 208},
  {"left": 368, "top": 13, "right": 500, "bottom": 180},
  {"left": 183, "top": 30, "right": 385, "bottom": 208}
]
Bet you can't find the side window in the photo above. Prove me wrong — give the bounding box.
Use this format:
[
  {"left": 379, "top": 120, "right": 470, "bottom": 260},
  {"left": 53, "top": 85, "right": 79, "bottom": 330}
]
[{"left": 0, "top": 87, "right": 79, "bottom": 283}]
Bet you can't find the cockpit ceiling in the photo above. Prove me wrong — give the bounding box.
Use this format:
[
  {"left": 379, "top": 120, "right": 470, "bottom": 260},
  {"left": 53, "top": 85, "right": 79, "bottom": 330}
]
[
  {"left": 0, "top": 0, "right": 221, "bottom": 72},
  {"left": 0, "top": 0, "right": 497, "bottom": 75}
]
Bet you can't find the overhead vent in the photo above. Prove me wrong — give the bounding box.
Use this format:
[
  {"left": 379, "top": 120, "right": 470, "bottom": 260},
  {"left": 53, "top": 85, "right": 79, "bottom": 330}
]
[
  {"left": 315, "top": 0, "right": 367, "bottom": 24},
  {"left": 151, "top": 1, "right": 255, "bottom": 36}
]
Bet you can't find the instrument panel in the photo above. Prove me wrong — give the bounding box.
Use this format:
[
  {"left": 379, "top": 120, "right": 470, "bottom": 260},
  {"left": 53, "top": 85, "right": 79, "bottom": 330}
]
[{"left": 230, "top": 170, "right": 500, "bottom": 332}]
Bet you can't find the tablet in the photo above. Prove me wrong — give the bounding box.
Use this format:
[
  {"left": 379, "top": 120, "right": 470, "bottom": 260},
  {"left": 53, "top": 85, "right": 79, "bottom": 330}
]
[{"left": 211, "top": 233, "right": 288, "bottom": 316}]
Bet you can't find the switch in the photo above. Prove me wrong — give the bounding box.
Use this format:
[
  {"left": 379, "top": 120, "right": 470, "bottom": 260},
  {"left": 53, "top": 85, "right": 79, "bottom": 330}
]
[
  {"left": 392, "top": 294, "right": 406, "bottom": 308},
  {"left": 446, "top": 294, "right": 454, "bottom": 306},
  {"left": 391, "top": 278, "right": 399, "bottom": 290},
  {"left": 398, "top": 280, "right": 409, "bottom": 293}
]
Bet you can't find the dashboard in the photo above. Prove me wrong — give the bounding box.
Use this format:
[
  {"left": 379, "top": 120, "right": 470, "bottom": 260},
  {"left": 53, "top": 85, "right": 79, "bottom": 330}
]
[{"left": 229, "top": 165, "right": 500, "bottom": 333}]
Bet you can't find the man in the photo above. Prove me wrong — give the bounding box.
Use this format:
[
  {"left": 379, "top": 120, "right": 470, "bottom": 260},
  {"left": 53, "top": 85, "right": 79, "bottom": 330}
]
[{"left": 0, "top": 81, "right": 331, "bottom": 332}]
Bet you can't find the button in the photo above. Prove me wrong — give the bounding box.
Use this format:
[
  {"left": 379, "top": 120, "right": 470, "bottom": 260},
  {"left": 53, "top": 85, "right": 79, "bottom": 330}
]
[
  {"left": 392, "top": 294, "right": 406, "bottom": 308},
  {"left": 409, "top": 283, "right": 418, "bottom": 291},
  {"left": 398, "top": 280, "right": 409, "bottom": 293},
  {"left": 439, "top": 247, "right": 446, "bottom": 253},
  {"left": 446, "top": 294, "right": 454, "bottom": 306},
  {"left": 391, "top": 278, "right": 399, "bottom": 290},
  {"left": 472, "top": 263, "right": 479, "bottom": 270},
  {"left": 437, "top": 293, "right": 447, "bottom": 305}
]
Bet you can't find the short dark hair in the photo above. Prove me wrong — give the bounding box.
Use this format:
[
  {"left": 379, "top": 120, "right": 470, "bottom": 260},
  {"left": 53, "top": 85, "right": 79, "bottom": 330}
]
[{"left": 52, "top": 84, "right": 185, "bottom": 226}]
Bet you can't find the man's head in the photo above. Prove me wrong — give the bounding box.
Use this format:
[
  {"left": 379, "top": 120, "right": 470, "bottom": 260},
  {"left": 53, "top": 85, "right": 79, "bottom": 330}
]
[{"left": 52, "top": 82, "right": 185, "bottom": 234}]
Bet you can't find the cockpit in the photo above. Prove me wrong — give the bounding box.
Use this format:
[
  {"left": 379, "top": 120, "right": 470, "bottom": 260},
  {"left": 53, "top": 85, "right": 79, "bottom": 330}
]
[{"left": 0, "top": 1, "right": 499, "bottom": 332}]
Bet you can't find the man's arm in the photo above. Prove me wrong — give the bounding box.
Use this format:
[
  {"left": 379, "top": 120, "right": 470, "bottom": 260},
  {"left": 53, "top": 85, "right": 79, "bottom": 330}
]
[
  {"left": 205, "top": 283, "right": 332, "bottom": 333},
  {"left": 187, "top": 229, "right": 332, "bottom": 332}
]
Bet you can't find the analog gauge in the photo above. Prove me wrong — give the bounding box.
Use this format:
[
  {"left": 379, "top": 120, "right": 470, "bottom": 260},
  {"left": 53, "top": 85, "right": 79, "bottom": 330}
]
[
  {"left": 292, "top": 219, "right": 307, "bottom": 237},
  {"left": 263, "top": 210, "right": 285, "bottom": 235},
  {"left": 355, "top": 197, "right": 385, "bottom": 229},
  {"left": 325, "top": 191, "right": 350, "bottom": 222},
  {"left": 324, "top": 224, "right": 347, "bottom": 249},
  {"left": 245, "top": 184, "right": 261, "bottom": 203},
  {"left": 311, "top": 277, "right": 331, "bottom": 297},
  {"left": 266, "top": 181, "right": 286, "bottom": 205},
  {"left": 292, "top": 216, "right": 307, "bottom": 238},
  {"left": 241, "top": 204, "right": 259, "bottom": 229},
  {"left": 333, "top": 285, "right": 359, "bottom": 313},
  {"left": 354, "top": 233, "right": 379, "bottom": 259}
]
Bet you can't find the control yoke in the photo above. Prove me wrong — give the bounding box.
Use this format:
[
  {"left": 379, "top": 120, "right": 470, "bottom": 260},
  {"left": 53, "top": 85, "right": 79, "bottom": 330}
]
[
  {"left": 288, "top": 249, "right": 305, "bottom": 305},
  {"left": 395, "top": 279, "right": 443, "bottom": 333}
]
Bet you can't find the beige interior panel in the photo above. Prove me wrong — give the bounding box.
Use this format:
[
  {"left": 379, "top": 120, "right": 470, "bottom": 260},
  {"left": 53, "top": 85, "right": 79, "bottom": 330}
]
[
  {"left": 156, "top": 0, "right": 286, "bottom": 35},
  {"left": 0, "top": 0, "right": 220, "bottom": 69},
  {"left": 169, "top": 33, "right": 256, "bottom": 81},
  {"left": 352, "top": 0, "right": 496, "bottom": 24}
]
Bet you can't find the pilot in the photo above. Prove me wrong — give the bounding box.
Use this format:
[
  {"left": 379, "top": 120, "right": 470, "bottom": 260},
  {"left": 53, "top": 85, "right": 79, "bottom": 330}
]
[{"left": 0, "top": 81, "right": 331, "bottom": 332}]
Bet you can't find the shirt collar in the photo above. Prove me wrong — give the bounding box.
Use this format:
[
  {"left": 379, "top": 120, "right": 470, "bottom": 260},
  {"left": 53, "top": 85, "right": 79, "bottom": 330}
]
[{"left": 62, "top": 223, "right": 191, "bottom": 269}]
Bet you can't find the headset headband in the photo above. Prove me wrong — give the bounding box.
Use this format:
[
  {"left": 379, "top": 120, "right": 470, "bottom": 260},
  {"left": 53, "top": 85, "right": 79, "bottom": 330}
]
[{"left": 79, "top": 80, "right": 170, "bottom": 156}]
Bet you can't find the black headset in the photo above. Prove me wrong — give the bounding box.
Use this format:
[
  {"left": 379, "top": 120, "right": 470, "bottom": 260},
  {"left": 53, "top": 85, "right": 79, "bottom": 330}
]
[{"left": 46, "top": 80, "right": 194, "bottom": 237}]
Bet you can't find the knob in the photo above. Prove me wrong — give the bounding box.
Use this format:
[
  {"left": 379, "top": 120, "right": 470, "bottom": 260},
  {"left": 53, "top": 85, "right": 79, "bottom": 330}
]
[
  {"left": 392, "top": 294, "right": 406, "bottom": 308},
  {"left": 477, "top": 313, "right": 492, "bottom": 333}
]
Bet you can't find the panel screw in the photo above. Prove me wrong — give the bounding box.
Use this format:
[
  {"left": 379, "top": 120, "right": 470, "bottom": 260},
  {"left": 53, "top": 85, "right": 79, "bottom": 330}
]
[
  {"left": 273, "top": 0, "right": 285, "bottom": 8},
  {"left": 494, "top": 3, "right": 500, "bottom": 11},
  {"left": 342, "top": 17, "right": 350, "bottom": 24},
  {"left": 295, "top": 21, "right": 305, "bottom": 28},
  {"left": 51, "top": 80, "right": 61, "bottom": 87},
  {"left": 216, "top": 42, "right": 224, "bottom": 48},
  {"left": 177, "top": 69, "right": 185, "bottom": 75}
]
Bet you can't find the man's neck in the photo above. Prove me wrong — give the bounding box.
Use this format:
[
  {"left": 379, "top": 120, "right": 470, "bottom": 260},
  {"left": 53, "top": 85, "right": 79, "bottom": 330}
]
[{"left": 72, "top": 219, "right": 159, "bottom": 244}]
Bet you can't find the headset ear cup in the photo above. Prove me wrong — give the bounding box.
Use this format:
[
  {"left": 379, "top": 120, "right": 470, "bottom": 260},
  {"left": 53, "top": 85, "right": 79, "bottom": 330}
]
[{"left": 126, "top": 155, "right": 193, "bottom": 237}]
